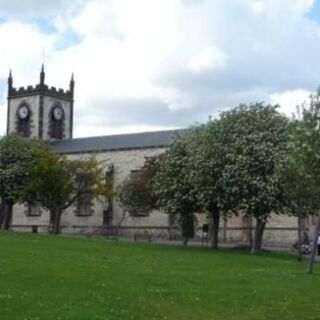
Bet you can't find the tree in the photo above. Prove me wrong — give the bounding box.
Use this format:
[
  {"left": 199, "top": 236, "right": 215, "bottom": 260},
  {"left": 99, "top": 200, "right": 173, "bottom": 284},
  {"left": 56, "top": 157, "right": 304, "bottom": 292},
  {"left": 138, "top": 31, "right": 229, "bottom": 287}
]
[
  {"left": 116, "top": 155, "right": 162, "bottom": 237},
  {"left": 187, "top": 123, "right": 230, "bottom": 249},
  {"left": 153, "top": 138, "right": 198, "bottom": 245},
  {"left": 216, "top": 104, "right": 288, "bottom": 254},
  {"left": 23, "top": 142, "right": 106, "bottom": 234},
  {"left": 117, "top": 155, "right": 161, "bottom": 216},
  {"left": 277, "top": 90, "right": 320, "bottom": 272},
  {"left": 276, "top": 119, "right": 319, "bottom": 261},
  {"left": 0, "top": 134, "right": 34, "bottom": 230}
]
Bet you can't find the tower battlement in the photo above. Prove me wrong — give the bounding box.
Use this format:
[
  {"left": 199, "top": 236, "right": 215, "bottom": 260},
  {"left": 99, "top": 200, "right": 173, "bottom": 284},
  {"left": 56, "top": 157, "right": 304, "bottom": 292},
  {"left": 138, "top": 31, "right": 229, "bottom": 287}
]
[
  {"left": 8, "top": 84, "right": 73, "bottom": 101},
  {"left": 8, "top": 65, "right": 74, "bottom": 101}
]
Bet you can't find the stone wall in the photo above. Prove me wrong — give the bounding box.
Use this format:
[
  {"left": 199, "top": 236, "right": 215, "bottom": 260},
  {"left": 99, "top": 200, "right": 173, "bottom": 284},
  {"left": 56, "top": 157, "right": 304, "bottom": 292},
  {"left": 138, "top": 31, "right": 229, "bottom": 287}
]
[
  {"left": 11, "top": 146, "right": 303, "bottom": 246},
  {"left": 8, "top": 92, "right": 72, "bottom": 140},
  {"left": 11, "top": 147, "right": 168, "bottom": 232},
  {"left": 8, "top": 95, "right": 40, "bottom": 138},
  {"left": 42, "top": 95, "right": 72, "bottom": 140}
]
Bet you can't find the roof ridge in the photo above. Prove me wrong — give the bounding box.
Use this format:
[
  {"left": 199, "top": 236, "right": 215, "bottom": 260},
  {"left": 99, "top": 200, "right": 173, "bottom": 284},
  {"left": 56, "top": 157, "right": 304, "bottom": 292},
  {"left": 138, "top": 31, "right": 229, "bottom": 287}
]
[
  {"left": 51, "top": 128, "right": 188, "bottom": 153},
  {"left": 54, "top": 128, "right": 185, "bottom": 143}
]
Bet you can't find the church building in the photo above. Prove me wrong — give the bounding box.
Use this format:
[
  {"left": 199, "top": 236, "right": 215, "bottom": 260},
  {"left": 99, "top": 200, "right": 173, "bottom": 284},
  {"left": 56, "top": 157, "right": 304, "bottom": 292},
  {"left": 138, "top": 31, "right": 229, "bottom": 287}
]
[{"left": 5, "top": 68, "right": 304, "bottom": 245}]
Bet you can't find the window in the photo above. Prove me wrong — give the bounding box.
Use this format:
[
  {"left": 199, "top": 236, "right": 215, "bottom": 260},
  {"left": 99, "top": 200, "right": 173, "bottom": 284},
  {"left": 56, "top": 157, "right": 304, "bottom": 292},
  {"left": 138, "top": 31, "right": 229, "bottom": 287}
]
[
  {"left": 27, "top": 204, "right": 42, "bottom": 216},
  {"left": 75, "top": 193, "right": 94, "bottom": 216},
  {"left": 103, "top": 164, "right": 114, "bottom": 226},
  {"left": 16, "top": 104, "right": 31, "bottom": 137},
  {"left": 49, "top": 105, "right": 64, "bottom": 139}
]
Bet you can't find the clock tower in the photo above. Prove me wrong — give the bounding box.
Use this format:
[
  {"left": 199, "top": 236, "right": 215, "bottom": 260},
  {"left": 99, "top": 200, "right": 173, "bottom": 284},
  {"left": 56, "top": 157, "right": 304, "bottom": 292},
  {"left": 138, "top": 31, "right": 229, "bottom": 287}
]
[{"left": 7, "top": 66, "right": 74, "bottom": 140}]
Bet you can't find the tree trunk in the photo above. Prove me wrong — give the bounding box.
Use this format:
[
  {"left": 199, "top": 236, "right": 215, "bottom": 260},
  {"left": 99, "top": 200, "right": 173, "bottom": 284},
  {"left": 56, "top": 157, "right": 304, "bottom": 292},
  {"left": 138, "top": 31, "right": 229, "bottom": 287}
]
[
  {"left": 307, "top": 213, "right": 320, "bottom": 274},
  {"left": 0, "top": 202, "right": 5, "bottom": 228},
  {"left": 168, "top": 214, "right": 176, "bottom": 240},
  {"left": 2, "top": 203, "right": 13, "bottom": 230},
  {"left": 251, "top": 218, "right": 266, "bottom": 254},
  {"left": 52, "top": 209, "right": 62, "bottom": 235},
  {"left": 49, "top": 210, "right": 55, "bottom": 234},
  {"left": 249, "top": 216, "right": 253, "bottom": 249},
  {"left": 113, "top": 211, "right": 127, "bottom": 238},
  {"left": 181, "top": 213, "right": 194, "bottom": 246},
  {"left": 183, "top": 237, "right": 189, "bottom": 246},
  {"left": 297, "top": 213, "right": 302, "bottom": 262},
  {"left": 223, "top": 217, "right": 227, "bottom": 241},
  {"left": 210, "top": 210, "right": 220, "bottom": 249}
]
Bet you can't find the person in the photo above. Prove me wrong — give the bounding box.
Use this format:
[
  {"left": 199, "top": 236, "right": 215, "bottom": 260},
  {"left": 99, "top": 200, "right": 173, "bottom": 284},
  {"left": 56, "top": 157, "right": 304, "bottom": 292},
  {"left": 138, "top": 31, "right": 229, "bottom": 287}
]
[
  {"left": 317, "top": 233, "right": 320, "bottom": 256},
  {"left": 303, "top": 232, "right": 309, "bottom": 245},
  {"left": 202, "top": 224, "right": 209, "bottom": 246}
]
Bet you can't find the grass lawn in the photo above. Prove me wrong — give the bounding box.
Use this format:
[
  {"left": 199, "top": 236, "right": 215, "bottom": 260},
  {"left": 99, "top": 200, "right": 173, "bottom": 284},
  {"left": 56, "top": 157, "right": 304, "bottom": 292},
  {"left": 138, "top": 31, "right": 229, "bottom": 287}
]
[{"left": 0, "top": 231, "right": 319, "bottom": 320}]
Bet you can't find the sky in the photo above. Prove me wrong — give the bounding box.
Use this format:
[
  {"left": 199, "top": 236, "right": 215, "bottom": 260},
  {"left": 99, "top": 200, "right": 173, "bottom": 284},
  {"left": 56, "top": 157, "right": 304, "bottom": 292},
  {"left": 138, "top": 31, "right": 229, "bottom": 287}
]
[{"left": 0, "top": 0, "right": 320, "bottom": 137}]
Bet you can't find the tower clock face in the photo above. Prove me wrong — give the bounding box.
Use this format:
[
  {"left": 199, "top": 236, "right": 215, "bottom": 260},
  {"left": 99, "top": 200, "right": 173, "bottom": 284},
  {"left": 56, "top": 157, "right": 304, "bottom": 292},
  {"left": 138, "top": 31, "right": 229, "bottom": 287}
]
[
  {"left": 18, "top": 105, "right": 29, "bottom": 120},
  {"left": 53, "top": 106, "right": 63, "bottom": 120}
]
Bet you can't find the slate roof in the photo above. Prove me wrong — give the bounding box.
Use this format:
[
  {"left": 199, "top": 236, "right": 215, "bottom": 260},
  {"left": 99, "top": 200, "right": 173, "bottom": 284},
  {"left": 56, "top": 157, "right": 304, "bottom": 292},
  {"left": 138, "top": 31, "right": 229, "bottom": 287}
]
[{"left": 52, "top": 129, "right": 186, "bottom": 154}]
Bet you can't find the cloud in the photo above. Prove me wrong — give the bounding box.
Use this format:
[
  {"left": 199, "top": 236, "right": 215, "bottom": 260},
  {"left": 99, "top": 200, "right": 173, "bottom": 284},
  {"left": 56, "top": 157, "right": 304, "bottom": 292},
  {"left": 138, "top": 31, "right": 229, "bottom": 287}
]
[
  {"left": 0, "top": 22, "right": 55, "bottom": 77},
  {"left": 0, "top": 0, "right": 320, "bottom": 137},
  {"left": 270, "top": 89, "right": 311, "bottom": 117},
  {"left": 188, "top": 46, "right": 228, "bottom": 72},
  {"left": 0, "top": 0, "right": 84, "bottom": 19}
]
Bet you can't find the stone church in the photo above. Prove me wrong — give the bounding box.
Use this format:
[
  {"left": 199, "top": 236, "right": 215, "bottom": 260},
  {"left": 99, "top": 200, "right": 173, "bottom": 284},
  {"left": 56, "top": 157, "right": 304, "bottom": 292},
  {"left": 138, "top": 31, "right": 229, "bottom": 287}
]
[{"left": 4, "top": 68, "right": 306, "bottom": 245}]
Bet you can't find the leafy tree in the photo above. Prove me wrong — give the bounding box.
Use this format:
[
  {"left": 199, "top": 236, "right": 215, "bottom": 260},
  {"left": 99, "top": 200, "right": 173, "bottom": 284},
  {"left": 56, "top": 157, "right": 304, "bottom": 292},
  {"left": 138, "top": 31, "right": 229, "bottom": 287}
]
[
  {"left": 276, "top": 119, "right": 319, "bottom": 261},
  {"left": 216, "top": 104, "right": 288, "bottom": 254},
  {"left": 180, "top": 124, "right": 225, "bottom": 248},
  {"left": 117, "top": 155, "right": 162, "bottom": 216},
  {"left": 23, "top": 143, "right": 107, "bottom": 234},
  {"left": 153, "top": 138, "right": 198, "bottom": 245},
  {"left": 116, "top": 155, "right": 162, "bottom": 237},
  {"left": 277, "top": 91, "right": 320, "bottom": 272},
  {"left": 0, "top": 134, "right": 34, "bottom": 230},
  {"left": 187, "top": 123, "right": 232, "bottom": 249}
]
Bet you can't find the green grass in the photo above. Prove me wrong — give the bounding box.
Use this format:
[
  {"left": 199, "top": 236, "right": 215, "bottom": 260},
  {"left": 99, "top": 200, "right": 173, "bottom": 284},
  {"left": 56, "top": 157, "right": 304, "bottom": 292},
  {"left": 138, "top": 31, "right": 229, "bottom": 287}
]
[{"left": 0, "top": 231, "right": 319, "bottom": 320}]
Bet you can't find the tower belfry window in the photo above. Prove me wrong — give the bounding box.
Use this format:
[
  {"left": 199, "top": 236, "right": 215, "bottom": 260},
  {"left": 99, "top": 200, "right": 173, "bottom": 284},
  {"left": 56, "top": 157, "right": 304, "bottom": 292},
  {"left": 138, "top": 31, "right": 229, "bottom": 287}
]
[
  {"left": 16, "top": 104, "right": 31, "bottom": 137},
  {"left": 49, "top": 105, "right": 64, "bottom": 139}
]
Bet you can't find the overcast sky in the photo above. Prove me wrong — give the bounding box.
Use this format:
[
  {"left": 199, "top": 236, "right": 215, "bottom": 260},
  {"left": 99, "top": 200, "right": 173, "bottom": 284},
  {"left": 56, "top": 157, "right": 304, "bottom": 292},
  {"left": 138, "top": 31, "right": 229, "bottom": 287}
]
[{"left": 0, "top": 0, "right": 320, "bottom": 137}]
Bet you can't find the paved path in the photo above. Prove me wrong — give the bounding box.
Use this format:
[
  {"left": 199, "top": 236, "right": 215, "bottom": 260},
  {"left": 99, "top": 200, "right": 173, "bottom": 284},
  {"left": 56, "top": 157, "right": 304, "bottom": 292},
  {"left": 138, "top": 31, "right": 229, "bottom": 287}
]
[{"left": 116, "top": 236, "right": 320, "bottom": 261}]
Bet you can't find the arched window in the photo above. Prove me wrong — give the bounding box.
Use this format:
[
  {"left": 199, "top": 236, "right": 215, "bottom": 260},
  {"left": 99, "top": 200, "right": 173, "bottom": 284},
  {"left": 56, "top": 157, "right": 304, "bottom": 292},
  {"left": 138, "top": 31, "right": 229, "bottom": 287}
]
[
  {"left": 49, "top": 104, "right": 64, "bottom": 139},
  {"left": 16, "top": 104, "right": 31, "bottom": 137},
  {"left": 75, "top": 192, "right": 94, "bottom": 216}
]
